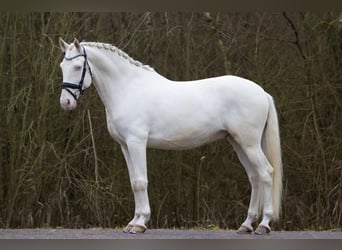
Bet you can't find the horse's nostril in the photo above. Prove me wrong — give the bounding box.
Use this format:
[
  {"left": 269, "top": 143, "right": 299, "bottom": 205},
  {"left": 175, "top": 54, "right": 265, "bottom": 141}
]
[{"left": 66, "top": 99, "right": 70, "bottom": 105}]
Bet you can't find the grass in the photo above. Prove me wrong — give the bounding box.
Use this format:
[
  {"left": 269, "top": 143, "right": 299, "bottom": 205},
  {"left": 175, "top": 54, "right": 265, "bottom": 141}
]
[{"left": 0, "top": 12, "right": 341, "bottom": 231}]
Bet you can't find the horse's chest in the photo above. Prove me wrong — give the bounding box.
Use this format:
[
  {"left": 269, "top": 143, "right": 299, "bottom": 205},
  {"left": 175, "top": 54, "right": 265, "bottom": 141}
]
[
  {"left": 105, "top": 112, "right": 126, "bottom": 144},
  {"left": 105, "top": 109, "right": 145, "bottom": 144}
]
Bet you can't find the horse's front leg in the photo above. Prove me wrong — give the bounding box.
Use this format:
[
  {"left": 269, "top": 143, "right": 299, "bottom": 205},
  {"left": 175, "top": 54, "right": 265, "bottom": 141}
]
[{"left": 121, "top": 139, "right": 150, "bottom": 234}]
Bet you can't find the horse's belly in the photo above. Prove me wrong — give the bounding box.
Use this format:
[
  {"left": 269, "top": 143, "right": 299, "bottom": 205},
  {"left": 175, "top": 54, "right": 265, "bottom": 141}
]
[{"left": 147, "top": 129, "right": 227, "bottom": 150}]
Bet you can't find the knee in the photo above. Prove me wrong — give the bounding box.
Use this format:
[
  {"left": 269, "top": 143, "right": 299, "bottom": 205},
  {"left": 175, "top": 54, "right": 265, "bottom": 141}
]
[{"left": 131, "top": 178, "right": 148, "bottom": 192}]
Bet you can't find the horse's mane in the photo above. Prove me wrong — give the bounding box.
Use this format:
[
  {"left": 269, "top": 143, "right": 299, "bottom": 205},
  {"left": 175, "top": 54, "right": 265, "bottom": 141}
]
[{"left": 80, "top": 42, "right": 155, "bottom": 72}]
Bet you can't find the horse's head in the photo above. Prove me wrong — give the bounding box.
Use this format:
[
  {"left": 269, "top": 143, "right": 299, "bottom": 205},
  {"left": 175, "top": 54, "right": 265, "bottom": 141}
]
[{"left": 59, "top": 37, "right": 93, "bottom": 110}]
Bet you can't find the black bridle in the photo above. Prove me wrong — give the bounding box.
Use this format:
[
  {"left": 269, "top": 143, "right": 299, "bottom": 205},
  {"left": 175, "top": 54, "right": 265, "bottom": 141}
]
[{"left": 61, "top": 46, "right": 93, "bottom": 100}]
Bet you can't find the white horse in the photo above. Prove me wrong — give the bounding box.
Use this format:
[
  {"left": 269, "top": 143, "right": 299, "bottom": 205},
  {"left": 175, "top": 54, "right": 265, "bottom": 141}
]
[{"left": 58, "top": 38, "right": 282, "bottom": 235}]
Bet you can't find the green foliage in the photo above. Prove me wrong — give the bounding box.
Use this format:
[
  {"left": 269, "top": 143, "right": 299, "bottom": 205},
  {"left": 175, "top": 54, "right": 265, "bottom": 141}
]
[{"left": 0, "top": 12, "right": 341, "bottom": 230}]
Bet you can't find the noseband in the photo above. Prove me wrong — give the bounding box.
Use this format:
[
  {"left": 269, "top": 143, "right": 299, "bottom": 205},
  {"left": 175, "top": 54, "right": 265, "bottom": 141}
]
[{"left": 61, "top": 46, "right": 93, "bottom": 100}]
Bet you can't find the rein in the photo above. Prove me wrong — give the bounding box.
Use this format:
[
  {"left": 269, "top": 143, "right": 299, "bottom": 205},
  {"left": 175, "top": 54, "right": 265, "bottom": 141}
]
[{"left": 61, "top": 46, "right": 93, "bottom": 100}]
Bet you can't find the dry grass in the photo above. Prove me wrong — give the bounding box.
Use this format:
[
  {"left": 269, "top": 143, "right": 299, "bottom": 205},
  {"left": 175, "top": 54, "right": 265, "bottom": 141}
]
[{"left": 0, "top": 12, "right": 341, "bottom": 230}]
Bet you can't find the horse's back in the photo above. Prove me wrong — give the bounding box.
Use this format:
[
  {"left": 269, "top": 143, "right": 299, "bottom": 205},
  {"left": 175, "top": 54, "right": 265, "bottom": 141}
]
[{"left": 154, "top": 74, "right": 269, "bottom": 121}]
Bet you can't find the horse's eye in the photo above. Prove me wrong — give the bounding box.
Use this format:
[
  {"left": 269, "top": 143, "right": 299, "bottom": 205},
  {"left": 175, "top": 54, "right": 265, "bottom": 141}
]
[{"left": 74, "top": 65, "right": 82, "bottom": 71}]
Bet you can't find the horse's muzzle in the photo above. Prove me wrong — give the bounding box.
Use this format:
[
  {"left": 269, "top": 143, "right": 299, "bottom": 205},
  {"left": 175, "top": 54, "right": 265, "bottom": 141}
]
[{"left": 60, "top": 91, "right": 77, "bottom": 110}]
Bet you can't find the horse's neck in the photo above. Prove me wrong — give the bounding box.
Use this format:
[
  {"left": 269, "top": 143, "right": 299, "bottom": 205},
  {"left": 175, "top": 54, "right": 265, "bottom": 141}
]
[{"left": 86, "top": 46, "right": 154, "bottom": 110}]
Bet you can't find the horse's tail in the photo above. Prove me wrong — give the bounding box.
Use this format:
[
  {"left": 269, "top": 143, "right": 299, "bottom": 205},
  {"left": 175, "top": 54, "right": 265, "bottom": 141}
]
[{"left": 262, "top": 94, "right": 283, "bottom": 221}]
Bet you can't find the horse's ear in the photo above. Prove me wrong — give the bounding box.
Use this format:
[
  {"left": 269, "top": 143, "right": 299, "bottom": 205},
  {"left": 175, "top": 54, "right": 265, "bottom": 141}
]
[
  {"left": 73, "top": 38, "right": 81, "bottom": 52},
  {"left": 59, "top": 37, "right": 69, "bottom": 53}
]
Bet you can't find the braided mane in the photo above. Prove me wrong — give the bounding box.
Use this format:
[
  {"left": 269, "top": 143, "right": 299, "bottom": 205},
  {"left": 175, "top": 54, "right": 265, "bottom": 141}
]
[{"left": 81, "top": 42, "right": 155, "bottom": 72}]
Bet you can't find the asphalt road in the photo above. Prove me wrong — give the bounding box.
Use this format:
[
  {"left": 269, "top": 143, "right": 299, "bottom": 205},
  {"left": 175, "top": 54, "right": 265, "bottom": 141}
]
[{"left": 0, "top": 228, "right": 341, "bottom": 239}]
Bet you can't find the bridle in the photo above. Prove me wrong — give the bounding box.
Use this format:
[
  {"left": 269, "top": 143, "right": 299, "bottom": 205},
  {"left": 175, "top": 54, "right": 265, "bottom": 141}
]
[{"left": 61, "top": 46, "right": 93, "bottom": 100}]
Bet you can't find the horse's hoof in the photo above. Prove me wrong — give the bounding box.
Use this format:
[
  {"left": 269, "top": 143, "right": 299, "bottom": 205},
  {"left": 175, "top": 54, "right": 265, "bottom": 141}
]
[
  {"left": 123, "top": 224, "right": 133, "bottom": 233},
  {"left": 237, "top": 225, "right": 253, "bottom": 234},
  {"left": 254, "top": 225, "right": 271, "bottom": 235},
  {"left": 129, "top": 225, "right": 146, "bottom": 234}
]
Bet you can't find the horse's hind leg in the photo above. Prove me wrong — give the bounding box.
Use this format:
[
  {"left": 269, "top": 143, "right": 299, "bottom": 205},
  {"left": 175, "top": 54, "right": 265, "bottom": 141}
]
[
  {"left": 227, "top": 136, "right": 260, "bottom": 233},
  {"left": 241, "top": 144, "right": 274, "bottom": 234}
]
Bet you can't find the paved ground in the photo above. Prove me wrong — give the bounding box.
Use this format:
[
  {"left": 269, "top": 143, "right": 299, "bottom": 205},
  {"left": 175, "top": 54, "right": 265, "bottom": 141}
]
[{"left": 0, "top": 228, "right": 341, "bottom": 239}]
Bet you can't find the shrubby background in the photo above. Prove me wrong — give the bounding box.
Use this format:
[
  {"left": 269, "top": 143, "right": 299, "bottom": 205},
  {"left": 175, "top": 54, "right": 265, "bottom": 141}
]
[{"left": 0, "top": 12, "right": 341, "bottom": 230}]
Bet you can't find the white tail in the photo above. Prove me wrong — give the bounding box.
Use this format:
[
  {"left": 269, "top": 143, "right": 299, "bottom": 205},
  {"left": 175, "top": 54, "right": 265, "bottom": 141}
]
[{"left": 262, "top": 94, "right": 283, "bottom": 221}]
